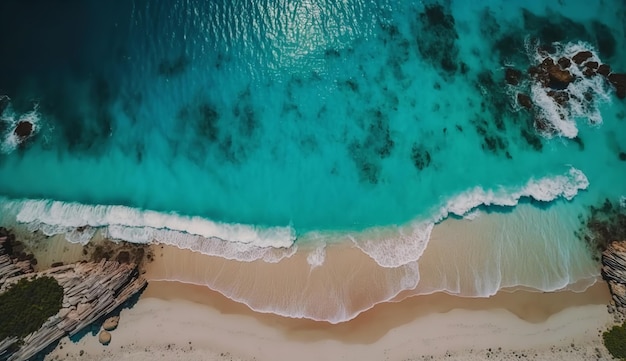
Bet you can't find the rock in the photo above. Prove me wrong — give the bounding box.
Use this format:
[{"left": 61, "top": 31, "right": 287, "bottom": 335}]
[
  {"left": 14, "top": 121, "right": 33, "bottom": 139},
  {"left": 557, "top": 57, "right": 571, "bottom": 69},
  {"left": 602, "top": 241, "right": 626, "bottom": 317},
  {"left": 77, "top": 302, "right": 90, "bottom": 316},
  {"left": 572, "top": 51, "right": 593, "bottom": 64},
  {"left": 585, "top": 61, "right": 599, "bottom": 70},
  {"left": 517, "top": 93, "right": 532, "bottom": 109},
  {"left": 597, "top": 64, "right": 611, "bottom": 77},
  {"left": 530, "top": 58, "right": 574, "bottom": 89},
  {"left": 547, "top": 65, "right": 574, "bottom": 88},
  {"left": 583, "top": 67, "right": 596, "bottom": 77},
  {"left": 533, "top": 116, "right": 551, "bottom": 133},
  {"left": 98, "top": 330, "right": 111, "bottom": 345},
  {"left": 58, "top": 308, "right": 71, "bottom": 319},
  {"left": 547, "top": 90, "right": 569, "bottom": 105},
  {"left": 103, "top": 316, "right": 119, "bottom": 331},
  {"left": 505, "top": 68, "right": 522, "bottom": 86},
  {"left": 608, "top": 73, "right": 626, "bottom": 99}
]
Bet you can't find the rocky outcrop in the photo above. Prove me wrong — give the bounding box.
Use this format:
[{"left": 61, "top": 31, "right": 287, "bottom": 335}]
[
  {"left": 608, "top": 73, "right": 626, "bottom": 99},
  {"left": 103, "top": 316, "right": 119, "bottom": 331},
  {"left": 528, "top": 57, "right": 574, "bottom": 90},
  {"left": 602, "top": 241, "right": 626, "bottom": 319},
  {"left": 506, "top": 47, "right": 625, "bottom": 134},
  {"left": 572, "top": 51, "right": 593, "bottom": 65},
  {"left": 0, "top": 230, "right": 147, "bottom": 361},
  {"left": 14, "top": 121, "right": 33, "bottom": 139}
]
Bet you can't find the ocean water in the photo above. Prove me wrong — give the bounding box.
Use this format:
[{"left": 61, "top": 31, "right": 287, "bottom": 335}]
[{"left": 0, "top": 0, "right": 625, "bottom": 322}]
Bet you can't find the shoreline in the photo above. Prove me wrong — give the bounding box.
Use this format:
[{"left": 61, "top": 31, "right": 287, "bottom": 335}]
[{"left": 44, "top": 279, "right": 614, "bottom": 361}]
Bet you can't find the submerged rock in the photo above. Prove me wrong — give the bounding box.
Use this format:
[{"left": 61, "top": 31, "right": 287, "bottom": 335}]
[
  {"left": 516, "top": 93, "right": 532, "bottom": 109},
  {"left": 0, "top": 96, "right": 9, "bottom": 116},
  {"left": 547, "top": 90, "right": 569, "bottom": 105},
  {"left": 505, "top": 68, "right": 522, "bottom": 86}
]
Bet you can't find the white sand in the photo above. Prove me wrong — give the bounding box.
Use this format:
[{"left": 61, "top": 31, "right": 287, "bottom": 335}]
[{"left": 45, "top": 281, "right": 616, "bottom": 361}]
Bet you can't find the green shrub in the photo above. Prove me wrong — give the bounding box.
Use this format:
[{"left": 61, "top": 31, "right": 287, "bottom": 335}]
[
  {"left": 0, "top": 276, "right": 64, "bottom": 340},
  {"left": 603, "top": 321, "right": 626, "bottom": 360}
]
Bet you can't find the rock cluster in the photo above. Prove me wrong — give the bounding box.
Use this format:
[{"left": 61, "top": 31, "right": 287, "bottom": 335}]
[
  {"left": 602, "top": 241, "right": 626, "bottom": 321},
  {"left": 505, "top": 49, "right": 626, "bottom": 119},
  {"left": 0, "top": 230, "right": 147, "bottom": 361}
]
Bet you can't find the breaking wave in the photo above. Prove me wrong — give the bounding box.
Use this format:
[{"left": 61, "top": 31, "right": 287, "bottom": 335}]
[
  {"left": 353, "top": 167, "right": 588, "bottom": 268},
  {"left": 0, "top": 167, "right": 587, "bottom": 268}
]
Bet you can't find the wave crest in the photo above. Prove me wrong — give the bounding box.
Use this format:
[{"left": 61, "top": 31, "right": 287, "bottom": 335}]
[
  {"left": 354, "top": 167, "right": 588, "bottom": 268},
  {"left": 0, "top": 198, "right": 296, "bottom": 262}
]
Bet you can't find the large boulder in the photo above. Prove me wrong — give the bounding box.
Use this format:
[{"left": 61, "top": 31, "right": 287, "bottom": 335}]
[
  {"left": 103, "top": 316, "right": 119, "bottom": 331},
  {"left": 529, "top": 58, "right": 574, "bottom": 89},
  {"left": 505, "top": 68, "right": 522, "bottom": 86},
  {"left": 14, "top": 121, "right": 33, "bottom": 139},
  {"left": 608, "top": 73, "right": 626, "bottom": 99},
  {"left": 99, "top": 330, "right": 111, "bottom": 345},
  {"left": 572, "top": 51, "right": 593, "bottom": 64},
  {"left": 597, "top": 64, "right": 611, "bottom": 77},
  {"left": 557, "top": 57, "right": 571, "bottom": 69}
]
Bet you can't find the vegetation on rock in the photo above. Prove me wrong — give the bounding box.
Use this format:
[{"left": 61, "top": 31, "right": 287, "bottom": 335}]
[
  {"left": 603, "top": 321, "right": 626, "bottom": 360},
  {"left": 0, "top": 276, "right": 63, "bottom": 340}
]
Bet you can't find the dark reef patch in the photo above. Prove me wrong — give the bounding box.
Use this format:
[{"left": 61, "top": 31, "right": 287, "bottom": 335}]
[
  {"left": 348, "top": 109, "right": 395, "bottom": 184},
  {"left": 577, "top": 199, "right": 626, "bottom": 260},
  {"left": 591, "top": 21, "right": 616, "bottom": 59},
  {"left": 470, "top": 70, "right": 535, "bottom": 156},
  {"left": 410, "top": 144, "right": 431, "bottom": 171},
  {"left": 0, "top": 95, "right": 9, "bottom": 116},
  {"left": 37, "top": 75, "right": 118, "bottom": 154},
  {"left": 157, "top": 54, "right": 190, "bottom": 77},
  {"left": 522, "top": 9, "right": 589, "bottom": 52},
  {"left": 414, "top": 4, "right": 459, "bottom": 76}
]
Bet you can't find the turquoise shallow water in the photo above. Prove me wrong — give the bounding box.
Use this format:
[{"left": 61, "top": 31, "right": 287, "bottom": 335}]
[{"left": 0, "top": 0, "right": 625, "bottom": 321}]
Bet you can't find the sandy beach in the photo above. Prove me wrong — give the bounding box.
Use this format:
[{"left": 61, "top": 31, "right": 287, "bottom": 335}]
[{"left": 44, "top": 277, "right": 615, "bottom": 361}]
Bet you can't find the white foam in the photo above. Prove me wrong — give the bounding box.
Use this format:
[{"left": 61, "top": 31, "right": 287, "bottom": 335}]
[
  {"left": 0, "top": 99, "right": 41, "bottom": 153},
  {"left": 1, "top": 198, "right": 297, "bottom": 262},
  {"left": 352, "top": 222, "right": 434, "bottom": 268},
  {"left": 463, "top": 209, "right": 481, "bottom": 220},
  {"left": 306, "top": 243, "right": 326, "bottom": 269},
  {"left": 354, "top": 167, "right": 588, "bottom": 268}
]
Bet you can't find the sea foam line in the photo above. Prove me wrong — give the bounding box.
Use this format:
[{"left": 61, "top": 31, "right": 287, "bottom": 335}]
[
  {"left": 354, "top": 167, "right": 589, "bottom": 268},
  {"left": 0, "top": 198, "right": 297, "bottom": 263}
]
